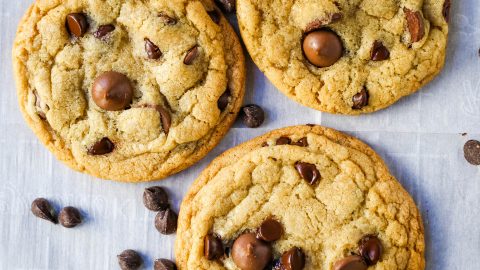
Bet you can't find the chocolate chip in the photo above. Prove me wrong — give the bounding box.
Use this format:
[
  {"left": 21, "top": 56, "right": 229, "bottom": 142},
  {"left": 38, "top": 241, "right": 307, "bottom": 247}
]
[
  {"left": 93, "top": 24, "right": 115, "bottom": 40},
  {"left": 92, "top": 71, "right": 133, "bottom": 111},
  {"left": 331, "top": 13, "right": 343, "bottom": 22},
  {"left": 280, "top": 247, "right": 305, "bottom": 270},
  {"left": 358, "top": 235, "right": 383, "bottom": 265},
  {"left": 404, "top": 8, "right": 425, "bottom": 43},
  {"left": 204, "top": 234, "right": 224, "bottom": 260},
  {"left": 155, "top": 208, "right": 177, "bottom": 235},
  {"left": 118, "top": 249, "right": 143, "bottom": 270},
  {"left": 293, "top": 137, "right": 308, "bottom": 147},
  {"left": 158, "top": 12, "right": 177, "bottom": 25},
  {"left": 217, "top": 89, "right": 231, "bottom": 110},
  {"left": 371, "top": 41, "right": 390, "bottom": 61},
  {"left": 304, "top": 13, "right": 343, "bottom": 33},
  {"left": 208, "top": 10, "right": 221, "bottom": 24},
  {"left": 88, "top": 137, "right": 114, "bottom": 155},
  {"left": 295, "top": 162, "right": 320, "bottom": 185},
  {"left": 58, "top": 206, "right": 82, "bottom": 228},
  {"left": 31, "top": 198, "right": 57, "bottom": 224},
  {"left": 333, "top": 255, "right": 367, "bottom": 270},
  {"left": 33, "top": 90, "right": 47, "bottom": 120},
  {"left": 352, "top": 88, "right": 369, "bottom": 110},
  {"left": 241, "top": 104, "right": 265, "bottom": 128},
  {"left": 184, "top": 45, "right": 200, "bottom": 65},
  {"left": 464, "top": 140, "right": 480, "bottom": 165},
  {"left": 257, "top": 218, "right": 283, "bottom": 242},
  {"left": 66, "top": 13, "right": 89, "bottom": 38},
  {"left": 154, "top": 259, "right": 177, "bottom": 270},
  {"left": 231, "top": 233, "right": 272, "bottom": 270},
  {"left": 261, "top": 142, "right": 269, "bottom": 147},
  {"left": 136, "top": 105, "right": 171, "bottom": 134},
  {"left": 302, "top": 30, "right": 343, "bottom": 67},
  {"left": 215, "top": 0, "right": 235, "bottom": 13},
  {"left": 276, "top": 137, "right": 292, "bottom": 145},
  {"left": 443, "top": 0, "right": 451, "bottom": 22},
  {"left": 145, "top": 38, "right": 162, "bottom": 59},
  {"left": 143, "top": 186, "right": 169, "bottom": 211}
]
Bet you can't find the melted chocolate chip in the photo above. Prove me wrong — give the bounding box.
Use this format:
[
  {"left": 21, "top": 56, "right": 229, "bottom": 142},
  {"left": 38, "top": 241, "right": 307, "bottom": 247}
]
[
  {"left": 59, "top": 206, "right": 82, "bottom": 228},
  {"left": 31, "top": 198, "right": 57, "bottom": 224},
  {"left": 257, "top": 218, "right": 283, "bottom": 242},
  {"left": 145, "top": 38, "right": 162, "bottom": 59},
  {"left": 143, "top": 186, "right": 169, "bottom": 211},
  {"left": 204, "top": 234, "right": 224, "bottom": 260},
  {"left": 276, "top": 137, "right": 292, "bottom": 145},
  {"left": 66, "top": 13, "right": 89, "bottom": 38},
  {"left": 88, "top": 137, "right": 114, "bottom": 155},
  {"left": 371, "top": 41, "right": 390, "bottom": 61},
  {"left": 333, "top": 255, "right": 367, "bottom": 270},
  {"left": 93, "top": 24, "right": 115, "bottom": 40},
  {"left": 358, "top": 235, "right": 383, "bottom": 265},
  {"left": 118, "top": 249, "right": 143, "bottom": 270},
  {"left": 293, "top": 137, "right": 308, "bottom": 147},
  {"left": 155, "top": 208, "right": 177, "bottom": 235},
  {"left": 184, "top": 45, "right": 200, "bottom": 65},
  {"left": 404, "top": 8, "right": 425, "bottom": 43},
  {"left": 295, "top": 162, "right": 320, "bottom": 185},
  {"left": 352, "top": 88, "right": 369, "bottom": 110},
  {"left": 280, "top": 247, "right": 305, "bottom": 270}
]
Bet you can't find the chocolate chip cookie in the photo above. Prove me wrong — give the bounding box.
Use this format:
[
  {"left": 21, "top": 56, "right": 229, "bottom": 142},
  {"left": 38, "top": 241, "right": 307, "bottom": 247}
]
[
  {"left": 237, "top": 0, "right": 450, "bottom": 114},
  {"left": 13, "top": 0, "right": 245, "bottom": 181},
  {"left": 175, "top": 125, "right": 425, "bottom": 269}
]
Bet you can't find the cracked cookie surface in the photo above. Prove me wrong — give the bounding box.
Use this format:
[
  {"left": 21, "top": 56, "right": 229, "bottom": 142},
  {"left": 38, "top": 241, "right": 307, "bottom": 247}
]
[
  {"left": 237, "top": 0, "right": 449, "bottom": 114},
  {"left": 176, "top": 125, "right": 425, "bottom": 269},
  {"left": 13, "top": 0, "right": 245, "bottom": 181}
]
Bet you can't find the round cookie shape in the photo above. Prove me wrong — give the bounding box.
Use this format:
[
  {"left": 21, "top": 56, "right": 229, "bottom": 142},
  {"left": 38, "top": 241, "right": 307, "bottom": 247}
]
[
  {"left": 13, "top": 0, "right": 245, "bottom": 181},
  {"left": 237, "top": 0, "right": 449, "bottom": 114},
  {"left": 175, "top": 125, "right": 425, "bottom": 269}
]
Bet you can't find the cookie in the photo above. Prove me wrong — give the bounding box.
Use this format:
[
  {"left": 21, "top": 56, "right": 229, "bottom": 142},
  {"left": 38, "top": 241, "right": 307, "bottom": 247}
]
[
  {"left": 13, "top": 0, "right": 245, "bottom": 181},
  {"left": 176, "top": 125, "right": 425, "bottom": 269},
  {"left": 237, "top": 0, "right": 450, "bottom": 114}
]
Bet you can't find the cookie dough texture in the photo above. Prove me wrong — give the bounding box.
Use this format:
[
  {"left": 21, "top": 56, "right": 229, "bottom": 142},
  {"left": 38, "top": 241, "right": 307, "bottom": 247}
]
[
  {"left": 13, "top": 0, "right": 245, "bottom": 181},
  {"left": 237, "top": 0, "right": 449, "bottom": 114},
  {"left": 176, "top": 125, "right": 425, "bottom": 269}
]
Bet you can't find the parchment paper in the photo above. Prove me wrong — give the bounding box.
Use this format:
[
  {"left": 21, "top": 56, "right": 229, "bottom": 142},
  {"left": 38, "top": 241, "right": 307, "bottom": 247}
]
[{"left": 0, "top": 1, "right": 479, "bottom": 269}]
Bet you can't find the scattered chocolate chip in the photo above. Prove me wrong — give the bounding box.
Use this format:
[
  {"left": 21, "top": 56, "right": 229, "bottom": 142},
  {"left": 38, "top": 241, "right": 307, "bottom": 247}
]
[
  {"left": 158, "top": 12, "right": 177, "bottom": 25},
  {"left": 184, "top": 45, "right": 200, "bottom": 65},
  {"left": 276, "top": 137, "right": 292, "bottom": 145},
  {"left": 155, "top": 208, "right": 177, "bottom": 235},
  {"left": 118, "top": 249, "right": 143, "bottom": 270},
  {"left": 58, "top": 206, "right": 82, "bottom": 228},
  {"left": 215, "top": 0, "right": 235, "bottom": 13},
  {"left": 302, "top": 30, "right": 343, "bottom": 67},
  {"left": 92, "top": 71, "right": 133, "bottom": 111},
  {"left": 241, "top": 104, "right": 265, "bottom": 128},
  {"left": 257, "top": 218, "right": 283, "bottom": 242},
  {"left": 404, "top": 8, "right": 425, "bottom": 43},
  {"left": 280, "top": 247, "right": 306, "bottom": 270},
  {"left": 93, "top": 24, "right": 115, "bottom": 39},
  {"left": 352, "top": 88, "right": 369, "bottom": 110},
  {"left": 143, "top": 186, "right": 169, "bottom": 211},
  {"left": 293, "top": 137, "right": 308, "bottom": 147},
  {"left": 217, "top": 89, "right": 231, "bottom": 111},
  {"left": 145, "top": 38, "right": 162, "bottom": 59},
  {"left": 295, "top": 162, "right": 320, "bottom": 185},
  {"left": 88, "top": 137, "right": 114, "bottom": 155},
  {"left": 358, "top": 235, "right": 383, "bottom": 265},
  {"left": 154, "top": 258, "right": 177, "bottom": 270},
  {"left": 333, "top": 255, "right": 367, "bottom": 270},
  {"left": 231, "top": 233, "right": 272, "bottom": 270},
  {"left": 443, "top": 0, "right": 451, "bottom": 22},
  {"left": 208, "top": 10, "right": 221, "bottom": 24},
  {"left": 371, "top": 41, "right": 390, "bottom": 61},
  {"left": 66, "top": 13, "right": 89, "bottom": 38},
  {"left": 31, "top": 198, "right": 57, "bottom": 224},
  {"left": 464, "top": 140, "right": 480, "bottom": 165},
  {"left": 204, "top": 234, "right": 225, "bottom": 260}
]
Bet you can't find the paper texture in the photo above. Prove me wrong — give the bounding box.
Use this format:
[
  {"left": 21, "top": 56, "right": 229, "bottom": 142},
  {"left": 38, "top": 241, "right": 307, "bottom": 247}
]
[{"left": 0, "top": 1, "right": 479, "bottom": 269}]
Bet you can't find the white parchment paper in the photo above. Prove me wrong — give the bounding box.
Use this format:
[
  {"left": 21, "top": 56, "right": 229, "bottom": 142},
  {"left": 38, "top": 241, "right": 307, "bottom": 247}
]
[{"left": 0, "top": 1, "right": 479, "bottom": 269}]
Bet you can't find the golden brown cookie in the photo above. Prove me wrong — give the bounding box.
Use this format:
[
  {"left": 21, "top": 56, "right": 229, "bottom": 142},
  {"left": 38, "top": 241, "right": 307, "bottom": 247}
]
[
  {"left": 237, "top": 0, "right": 450, "bottom": 114},
  {"left": 176, "top": 125, "right": 425, "bottom": 269},
  {"left": 13, "top": 0, "right": 245, "bottom": 181}
]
